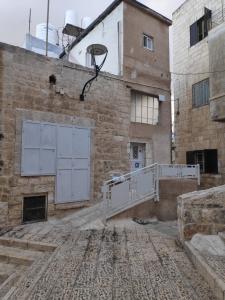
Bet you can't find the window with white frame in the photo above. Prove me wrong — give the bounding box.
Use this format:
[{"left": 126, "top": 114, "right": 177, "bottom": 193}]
[
  {"left": 143, "top": 34, "right": 154, "bottom": 51},
  {"left": 131, "top": 92, "right": 159, "bottom": 125}
]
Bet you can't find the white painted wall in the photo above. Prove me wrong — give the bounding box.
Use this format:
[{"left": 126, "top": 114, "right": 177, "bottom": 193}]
[{"left": 69, "top": 3, "right": 124, "bottom": 76}]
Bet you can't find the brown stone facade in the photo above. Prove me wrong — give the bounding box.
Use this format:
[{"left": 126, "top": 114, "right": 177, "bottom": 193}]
[
  {"left": 178, "top": 185, "right": 225, "bottom": 242},
  {"left": 124, "top": 2, "right": 171, "bottom": 164},
  {"left": 0, "top": 42, "right": 132, "bottom": 227}
]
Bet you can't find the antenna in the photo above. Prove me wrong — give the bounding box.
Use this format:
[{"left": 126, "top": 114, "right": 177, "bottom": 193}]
[
  {"left": 46, "top": 0, "right": 50, "bottom": 56},
  {"left": 28, "top": 8, "right": 32, "bottom": 35}
]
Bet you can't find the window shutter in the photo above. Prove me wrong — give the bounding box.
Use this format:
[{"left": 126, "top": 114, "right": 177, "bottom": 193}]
[
  {"left": 204, "top": 149, "right": 218, "bottom": 174},
  {"left": 190, "top": 22, "right": 198, "bottom": 47},
  {"left": 204, "top": 8, "right": 212, "bottom": 35},
  {"left": 186, "top": 151, "right": 195, "bottom": 165},
  {"left": 22, "top": 121, "right": 41, "bottom": 176},
  {"left": 40, "top": 124, "right": 57, "bottom": 175},
  {"left": 22, "top": 121, "right": 57, "bottom": 176}
]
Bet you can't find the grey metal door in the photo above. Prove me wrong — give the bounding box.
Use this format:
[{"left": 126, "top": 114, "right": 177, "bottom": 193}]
[{"left": 56, "top": 125, "right": 90, "bottom": 204}]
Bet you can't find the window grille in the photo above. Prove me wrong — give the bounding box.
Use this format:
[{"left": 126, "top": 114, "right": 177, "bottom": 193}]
[
  {"left": 131, "top": 92, "right": 159, "bottom": 125},
  {"left": 192, "top": 78, "right": 209, "bottom": 107}
]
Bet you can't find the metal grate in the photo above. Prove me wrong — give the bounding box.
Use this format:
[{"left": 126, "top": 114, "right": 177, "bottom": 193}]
[{"left": 23, "top": 196, "right": 47, "bottom": 223}]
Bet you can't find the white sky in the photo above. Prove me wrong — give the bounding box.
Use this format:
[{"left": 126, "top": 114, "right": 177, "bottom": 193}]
[{"left": 0, "top": 0, "right": 185, "bottom": 47}]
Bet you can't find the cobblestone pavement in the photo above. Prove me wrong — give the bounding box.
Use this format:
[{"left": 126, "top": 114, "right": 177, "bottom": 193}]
[{"left": 1, "top": 220, "right": 216, "bottom": 299}]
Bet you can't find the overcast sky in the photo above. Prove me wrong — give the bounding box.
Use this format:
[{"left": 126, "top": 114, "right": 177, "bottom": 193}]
[{"left": 0, "top": 0, "right": 185, "bottom": 47}]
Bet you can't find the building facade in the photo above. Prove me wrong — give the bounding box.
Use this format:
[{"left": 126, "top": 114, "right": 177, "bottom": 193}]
[
  {"left": 173, "top": 0, "right": 225, "bottom": 188},
  {"left": 0, "top": 43, "right": 131, "bottom": 227},
  {"left": 62, "top": 0, "right": 172, "bottom": 172}
]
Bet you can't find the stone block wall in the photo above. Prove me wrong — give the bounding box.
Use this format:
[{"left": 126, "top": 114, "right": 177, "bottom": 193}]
[
  {"left": 0, "top": 43, "right": 131, "bottom": 226},
  {"left": 173, "top": 0, "right": 225, "bottom": 187},
  {"left": 178, "top": 185, "right": 225, "bottom": 242}
]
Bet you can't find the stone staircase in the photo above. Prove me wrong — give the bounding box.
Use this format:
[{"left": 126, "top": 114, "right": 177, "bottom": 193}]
[{"left": 0, "top": 237, "right": 57, "bottom": 299}]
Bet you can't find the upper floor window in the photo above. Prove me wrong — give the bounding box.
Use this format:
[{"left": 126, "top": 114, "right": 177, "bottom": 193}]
[
  {"left": 131, "top": 92, "right": 159, "bottom": 125},
  {"left": 192, "top": 78, "right": 209, "bottom": 107},
  {"left": 190, "top": 8, "right": 212, "bottom": 47},
  {"left": 143, "top": 34, "right": 154, "bottom": 51}
]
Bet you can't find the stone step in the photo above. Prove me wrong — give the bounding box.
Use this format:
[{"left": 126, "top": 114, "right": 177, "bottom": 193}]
[
  {"left": 185, "top": 241, "right": 225, "bottom": 300},
  {"left": 0, "top": 272, "right": 20, "bottom": 299},
  {"left": 0, "top": 237, "right": 57, "bottom": 252},
  {"left": 0, "top": 262, "right": 24, "bottom": 283},
  {"left": 218, "top": 232, "right": 225, "bottom": 243},
  {"left": 0, "top": 245, "right": 43, "bottom": 266}
]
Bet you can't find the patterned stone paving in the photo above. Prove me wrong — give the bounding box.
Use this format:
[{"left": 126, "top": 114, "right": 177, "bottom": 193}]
[{"left": 0, "top": 220, "right": 216, "bottom": 300}]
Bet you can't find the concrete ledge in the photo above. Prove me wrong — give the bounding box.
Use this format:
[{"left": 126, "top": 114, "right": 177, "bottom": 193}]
[
  {"left": 185, "top": 241, "right": 225, "bottom": 300},
  {"left": 55, "top": 202, "right": 91, "bottom": 211},
  {"left": 178, "top": 185, "right": 225, "bottom": 242},
  {"left": 0, "top": 237, "right": 57, "bottom": 252}
]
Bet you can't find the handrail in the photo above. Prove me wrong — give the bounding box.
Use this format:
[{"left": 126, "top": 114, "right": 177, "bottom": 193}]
[
  {"left": 104, "top": 163, "right": 158, "bottom": 185},
  {"left": 102, "top": 164, "right": 200, "bottom": 221}
]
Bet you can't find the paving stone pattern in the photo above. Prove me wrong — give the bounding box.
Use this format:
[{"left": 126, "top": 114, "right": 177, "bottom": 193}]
[{"left": 0, "top": 221, "right": 216, "bottom": 300}]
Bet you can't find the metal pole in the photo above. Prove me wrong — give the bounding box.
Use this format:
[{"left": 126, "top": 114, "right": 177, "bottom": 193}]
[
  {"left": 222, "top": 0, "right": 225, "bottom": 22},
  {"left": 28, "top": 8, "right": 31, "bottom": 35},
  {"left": 46, "top": 0, "right": 50, "bottom": 56}
]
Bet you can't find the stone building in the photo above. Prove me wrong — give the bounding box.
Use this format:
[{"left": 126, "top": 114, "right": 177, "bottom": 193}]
[
  {"left": 61, "top": 0, "right": 172, "bottom": 172},
  {"left": 0, "top": 1, "right": 172, "bottom": 227},
  {"left": 0, "top": 31, "right": 171, "bottom": 227},
  {"left": 173, "top": 0, "right": 225, "bottom": 188}
]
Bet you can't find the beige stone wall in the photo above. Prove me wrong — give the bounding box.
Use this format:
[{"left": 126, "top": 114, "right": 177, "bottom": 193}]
[
  {"left": 0, "top": 43, "right": 131, "bottom": 226},
  {"left": 178, "top": 185, "right": 225, "bottom": 242},
  {"left": 173, "top": 0, "right": 225, "bottom": 187}
]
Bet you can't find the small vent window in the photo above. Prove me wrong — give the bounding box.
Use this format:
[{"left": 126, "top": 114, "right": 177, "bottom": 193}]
[{"left": 23, "top": 196, "right": 47, "bottom": 223}]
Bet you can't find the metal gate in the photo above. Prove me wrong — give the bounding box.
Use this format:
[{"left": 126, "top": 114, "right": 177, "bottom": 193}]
[{"left": 56, "top": 125, "right": 91, "bottom": 204}]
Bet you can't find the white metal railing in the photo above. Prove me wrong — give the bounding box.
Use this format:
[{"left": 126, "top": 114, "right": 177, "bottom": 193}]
[
  {"left": 158, "top": 164, "right": 200, "bottom": 185},
  {"left": 102, "top": 164, "right": 159, "bottom": 220},
  {"left": 102, "top": 164, "right": 200, "bottom": 220}
]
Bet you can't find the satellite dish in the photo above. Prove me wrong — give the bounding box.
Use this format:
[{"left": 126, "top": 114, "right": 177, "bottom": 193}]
[{"left": 87, "top": 44, "right": 108, "bottom": 56}]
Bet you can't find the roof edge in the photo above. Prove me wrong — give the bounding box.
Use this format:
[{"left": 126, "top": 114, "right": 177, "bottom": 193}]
[
  {"left": 59, "top": 0, "right": 172, "bottom": 58},
  {"left": 124, "top": 0, "right": 172, "bottom": 26}
]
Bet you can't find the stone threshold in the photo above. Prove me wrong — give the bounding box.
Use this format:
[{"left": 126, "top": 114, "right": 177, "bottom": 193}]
[{"left": 185, "top": 241, "right": 225, "bottom": 300}]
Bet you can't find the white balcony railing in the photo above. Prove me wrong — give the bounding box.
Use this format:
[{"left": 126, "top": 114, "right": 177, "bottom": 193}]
[{"left": 158, "top": 164, "right": 200, "bottom": 185}]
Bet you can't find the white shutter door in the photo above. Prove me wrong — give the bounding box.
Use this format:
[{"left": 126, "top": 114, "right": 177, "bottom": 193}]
[
  {"left": 22, "top": 121, "right": 57, "bottom": 176},
  {"left": 40, "top": 124, "right": 57, "bottom": 175},
  {"left": 56, "top": 126, "right": 73, "bottom": 203},
  {"left": 21, "top": 121, "right": 41, "bottom": 176},
  {"left": 72, "top": 128, "right": 90, "bottom": 201},
  {"left": 56, "top": 126, "right": 91, "bottom": 204}
]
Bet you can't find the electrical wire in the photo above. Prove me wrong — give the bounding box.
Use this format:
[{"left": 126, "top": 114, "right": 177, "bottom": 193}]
[{"left": 171, "top": 69, "right": 225, "bottom": 76}]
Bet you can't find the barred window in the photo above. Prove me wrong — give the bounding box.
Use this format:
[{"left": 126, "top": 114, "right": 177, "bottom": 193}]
[
  {"left": 192, "top": 78, "right": 209, "bottom": 107},
  {"left": 131, "top": 92, "right": 159, "bottom": 125},
  {"left": 186, "top": 149, "right": 218, "bottom": 174}
]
